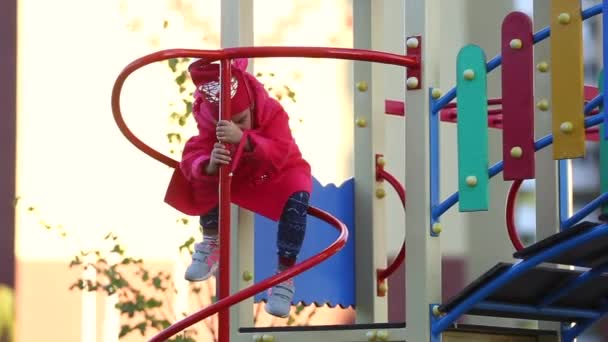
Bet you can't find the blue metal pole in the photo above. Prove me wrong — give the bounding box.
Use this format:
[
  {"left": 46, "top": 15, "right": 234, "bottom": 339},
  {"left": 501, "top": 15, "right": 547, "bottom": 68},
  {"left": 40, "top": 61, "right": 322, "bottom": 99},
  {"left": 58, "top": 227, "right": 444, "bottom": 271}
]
[
  {"left": 603, "top": 0, "right": 608, "bottom": 139},
  {"left": 431, "top": 224, "right": 608, "bottom": 335},
  {"left": 558, "top": 159, "right": 570, "bottom": 229},
  {"left": 562, "top": 192, "right": 608, "bottom": 228},
  {"left": 539, "top": 263, "right": 608, "bottom": 307},
  {"left": 473, "top": 301, "right": 600, "bottom": 320},
  {"left": 432, "top": 111, "right": 605, "bottom": 220},
  {"left": 430, "top": 90, "right": 441, "bottom": 235},
  {"left": 562, "top": 303, "right": 608, "bottom": 341},
  {"left": 431, "top": 4, "right": 602, "bottom": 113}
]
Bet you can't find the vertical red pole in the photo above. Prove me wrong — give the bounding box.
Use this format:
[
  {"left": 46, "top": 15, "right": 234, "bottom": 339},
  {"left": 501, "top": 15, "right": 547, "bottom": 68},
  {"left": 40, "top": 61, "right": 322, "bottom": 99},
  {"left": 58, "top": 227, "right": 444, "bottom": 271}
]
[{"left": 218, "top": 59, "right": 232, "bottom": 342}]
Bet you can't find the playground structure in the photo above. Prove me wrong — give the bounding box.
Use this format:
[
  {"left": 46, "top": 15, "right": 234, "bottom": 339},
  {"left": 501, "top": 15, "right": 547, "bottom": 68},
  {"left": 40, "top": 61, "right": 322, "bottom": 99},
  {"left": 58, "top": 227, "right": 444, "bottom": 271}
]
[{"left": 110, "top": 1, "right": 608, "bottom": 341}]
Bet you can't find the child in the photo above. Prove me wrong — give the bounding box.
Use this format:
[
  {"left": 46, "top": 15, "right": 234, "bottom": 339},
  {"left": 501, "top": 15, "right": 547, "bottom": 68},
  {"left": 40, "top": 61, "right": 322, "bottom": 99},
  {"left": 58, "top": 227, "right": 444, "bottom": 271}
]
[{"left": 164, "top": 58, "right": 312, "bottom": 318}]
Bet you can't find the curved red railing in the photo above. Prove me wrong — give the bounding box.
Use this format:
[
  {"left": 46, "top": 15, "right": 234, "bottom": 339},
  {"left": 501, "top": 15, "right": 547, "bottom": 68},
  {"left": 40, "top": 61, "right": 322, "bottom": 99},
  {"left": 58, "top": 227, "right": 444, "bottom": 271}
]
[
  {"left": 112, "top": 46, "right": 417, "bottom": 342},
  {"left": 505, "top": 179, "right": 525, "bottom": 251},
  {"left": 111, "top": 47, "right": 419, "bottom": 167},
  {"left": 149, "top": 205, "right": 348, "bottom": 342},
  {"left": 376, "top": 168, "right": 406, "bottom": 283}
]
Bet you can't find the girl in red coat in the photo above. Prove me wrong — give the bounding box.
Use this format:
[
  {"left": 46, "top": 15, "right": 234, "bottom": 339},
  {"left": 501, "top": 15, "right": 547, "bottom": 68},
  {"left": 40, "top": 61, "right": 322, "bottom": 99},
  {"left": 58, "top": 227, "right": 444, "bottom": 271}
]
[{"left": 164, "top": 58, "right": 312, "bottom": 318}]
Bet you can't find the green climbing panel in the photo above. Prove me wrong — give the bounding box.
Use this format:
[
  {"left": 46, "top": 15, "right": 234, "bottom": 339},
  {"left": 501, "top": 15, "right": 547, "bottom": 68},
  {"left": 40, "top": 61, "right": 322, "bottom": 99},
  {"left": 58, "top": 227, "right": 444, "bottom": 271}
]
[{"left": 457, "top": 44, "right": 489, "bottom": 212}]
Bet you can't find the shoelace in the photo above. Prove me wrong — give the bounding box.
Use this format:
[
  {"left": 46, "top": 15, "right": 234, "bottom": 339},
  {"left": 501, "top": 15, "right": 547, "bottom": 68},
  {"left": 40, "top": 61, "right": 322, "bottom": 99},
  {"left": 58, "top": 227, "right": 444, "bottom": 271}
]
[{"left": 193, "top": 240, "right": 219, "bottom": 262}]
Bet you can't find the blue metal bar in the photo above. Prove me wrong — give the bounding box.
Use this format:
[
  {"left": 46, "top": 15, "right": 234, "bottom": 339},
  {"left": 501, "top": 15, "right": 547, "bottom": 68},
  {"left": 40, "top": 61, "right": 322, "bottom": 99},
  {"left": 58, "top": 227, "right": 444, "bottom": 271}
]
[
  {"left": 539, "top": 263, "right": 608, "bottom": 307},
  {"left": 558, "top": 160, "right": 570, "bottom": 230},
  {"left": 432, "top": 97, "right": 604, "bottom": 220},
  {"left": 562, "top": 302, "right": 608, "bottom": 341},
  {"left": 473, "top": 301, "right": 600, "bottom": 320},
  {"left": 604, "top": 0, "right": 608, "bottom": 139},
  {"left": 429, "top": 90, "right": 441, "bottom": 235},
  {"left": 562, "top": 192, "right": 608, "bottom": 228},
  {"left": 431, "top": 4, "right": 602, "bottom": 113},
  {"left": 432, "top": 111, "right": 605, "bottom": 220},
  {"left": 431, "top": 224, "right": 608, "bottom": 335}
]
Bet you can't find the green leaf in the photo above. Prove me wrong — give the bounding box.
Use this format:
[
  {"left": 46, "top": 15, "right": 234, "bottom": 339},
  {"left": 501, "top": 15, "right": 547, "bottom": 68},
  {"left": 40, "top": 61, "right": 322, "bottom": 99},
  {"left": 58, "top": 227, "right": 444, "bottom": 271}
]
[
  {"left": 167, "top": 133, "right": 182, "bottom": 143},
  {"left": 178, "top": 237, "right": 195, "bottom": 253},
  {"left": 119, "top": 324, "right": 131, "bottom": 338},
  {"left": 152, "top": 276, "right": 162, "bottom": 289},
  {"left": 175, "top": 71, "right": 187, "bottom": 86},
  {"left": 111, "top": 244, "right": 125, "bottom": 256},
  {"left": 69, "top": 256, "right": 82, "bottom": 268},
  {"left": 184, "top": 99, "right": 193, "bottom": 113},
  {"left": 145, "top": 298, "right": 163, "bottom": 308},
  {"left": 163, "top": 20, "right": 169, "bottom": 29},
  {"left": 168, "top": 59, "right": 179, "bottom": 73},
  {"left": 135, "top": 322, "right": 147, "bottom": 335}
]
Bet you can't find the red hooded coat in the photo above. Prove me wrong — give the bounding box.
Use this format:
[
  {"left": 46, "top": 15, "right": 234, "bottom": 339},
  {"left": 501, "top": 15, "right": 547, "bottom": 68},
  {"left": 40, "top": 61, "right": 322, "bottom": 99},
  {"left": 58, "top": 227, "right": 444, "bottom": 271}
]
[{"left": 164, "top": 60, "right": 312, "bottom": 221}]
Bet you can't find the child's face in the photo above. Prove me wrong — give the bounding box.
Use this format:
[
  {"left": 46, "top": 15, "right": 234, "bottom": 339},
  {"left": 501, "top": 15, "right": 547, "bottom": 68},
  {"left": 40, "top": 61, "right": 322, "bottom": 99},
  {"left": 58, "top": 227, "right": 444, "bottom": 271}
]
[{"left": 231, "top": 107, "right": 252, "bottom": 130}]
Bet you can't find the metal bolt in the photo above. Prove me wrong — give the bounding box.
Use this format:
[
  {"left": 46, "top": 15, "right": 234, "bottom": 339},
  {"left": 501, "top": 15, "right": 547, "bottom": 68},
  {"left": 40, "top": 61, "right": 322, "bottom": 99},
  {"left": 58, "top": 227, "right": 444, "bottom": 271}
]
[
  {"left": 356, "top": 118, "right": 367, "bottom": 128},
  {"left": 510, "top": 146, "right": 523, "bottom": 159},
  {"left": 537, "top": 61, "right": 549, "bottom": 73},
  {"left": 537, "top": 99, "right": 549, "bottom": 111},
  {"left": 432, "top": 223, "right": 442, "bottom": 234},
  {"left": 463, "top": 69, "right": 475, "bottom": 80},
  {"left": 406, "top": 37, "right": 420, "bottom": 49},
  {"left": 509, "top": 38, "right": 522, "bottom": 49},
  {"left": 465, "top": 175, "right": 478, "bottom": 187},
  {"left": 558, "top": 12, "right": 571, "bottom": 25},
  {"left": 431, "top": 88, "right": 442, "bottom": 99},
  {"left": 356, "top": 81, "right": 368, "bottom": 92},
  {"left": 406, "top": 77, "right": 419, "bottom": 89}
]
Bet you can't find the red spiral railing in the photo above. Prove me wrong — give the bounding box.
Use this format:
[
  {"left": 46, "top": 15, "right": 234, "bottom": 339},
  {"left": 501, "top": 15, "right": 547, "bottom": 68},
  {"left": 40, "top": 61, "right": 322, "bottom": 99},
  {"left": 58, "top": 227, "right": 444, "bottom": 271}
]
[
  {"left": 149, "top": 206, "right": 348, "bottom": 342},
  {"left": 111, "top": 46, "right": 419, "bottom": 342}
]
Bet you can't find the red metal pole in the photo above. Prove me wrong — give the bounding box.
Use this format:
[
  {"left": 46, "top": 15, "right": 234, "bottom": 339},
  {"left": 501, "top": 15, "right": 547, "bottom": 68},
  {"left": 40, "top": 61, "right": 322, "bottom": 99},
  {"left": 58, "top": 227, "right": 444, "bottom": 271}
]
[
  {"left": 505, "top": 179, "right": 525, "bottom": 251},
  {"left": 376, "top": 168, "right": 406, "bottom": 281},
  {"left": 218, "top": 59, "right": 232, "bottom": 342}
]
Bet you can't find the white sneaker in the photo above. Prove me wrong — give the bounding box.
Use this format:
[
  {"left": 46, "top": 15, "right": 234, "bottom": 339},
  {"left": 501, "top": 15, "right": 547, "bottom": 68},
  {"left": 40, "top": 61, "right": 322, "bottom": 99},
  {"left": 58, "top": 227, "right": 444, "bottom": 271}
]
[
  {"left": 264, "top": 277, "right": 295, "bottom": 318},
  {"left": 184, "top": 239, "right": 219, "bottom": 282}
]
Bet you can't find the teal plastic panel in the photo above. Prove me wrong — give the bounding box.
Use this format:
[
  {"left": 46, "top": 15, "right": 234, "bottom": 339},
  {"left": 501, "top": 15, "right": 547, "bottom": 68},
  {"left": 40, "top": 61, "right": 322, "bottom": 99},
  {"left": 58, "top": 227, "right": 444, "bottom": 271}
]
[{"left": 457, "top": 44, "right": 489, "bottom": 212}]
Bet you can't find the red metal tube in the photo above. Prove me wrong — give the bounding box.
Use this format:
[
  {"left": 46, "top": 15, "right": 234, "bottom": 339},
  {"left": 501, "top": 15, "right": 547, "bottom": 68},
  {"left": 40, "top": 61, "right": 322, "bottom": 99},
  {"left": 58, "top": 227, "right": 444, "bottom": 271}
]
[
  {"left": 149, "top": 206, "right": 349, "bottom": 342},
  {"left": 217, "top": 59, "right": 232, "bottom": 342},
  {"left": 376, "top": 168, "right": 406, "bottom": 281},
  {"left": 111, "top": 47, "right": 419, "bottom": 167},
  {"left": 505, "top": 179, "right": 525, "bottom": 251}
]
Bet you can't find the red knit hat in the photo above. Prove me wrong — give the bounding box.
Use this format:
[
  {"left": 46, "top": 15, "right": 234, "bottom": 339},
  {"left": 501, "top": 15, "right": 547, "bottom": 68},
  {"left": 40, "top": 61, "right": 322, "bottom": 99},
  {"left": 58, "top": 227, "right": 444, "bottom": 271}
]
[{"left": 188, "top": 60, "right": 252, "bottom": 119}]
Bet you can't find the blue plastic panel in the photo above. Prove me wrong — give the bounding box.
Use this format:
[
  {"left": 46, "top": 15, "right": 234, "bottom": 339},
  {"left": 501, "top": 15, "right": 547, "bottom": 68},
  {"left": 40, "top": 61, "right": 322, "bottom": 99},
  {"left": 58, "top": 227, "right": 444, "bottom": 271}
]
[{"left": 254, "top": 177, "right": 355, "bottom": 308}]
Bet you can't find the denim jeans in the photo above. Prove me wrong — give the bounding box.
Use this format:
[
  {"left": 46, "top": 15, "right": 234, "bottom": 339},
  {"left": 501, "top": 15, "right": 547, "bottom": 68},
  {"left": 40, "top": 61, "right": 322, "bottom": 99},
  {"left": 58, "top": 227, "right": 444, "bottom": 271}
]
[{"left": 200, "top": 191, "right": 309, "bottom": 259}]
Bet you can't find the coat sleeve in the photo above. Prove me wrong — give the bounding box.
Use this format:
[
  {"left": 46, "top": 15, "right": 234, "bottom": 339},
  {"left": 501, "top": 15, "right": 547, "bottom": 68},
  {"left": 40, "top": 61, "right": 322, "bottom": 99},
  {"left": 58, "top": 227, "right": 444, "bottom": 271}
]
[
  {"left": 180, "top": 134, "right": 218, "bottom": 182},
  {"left": 244, "top": 108, "right": 294, "bottom": 172}
]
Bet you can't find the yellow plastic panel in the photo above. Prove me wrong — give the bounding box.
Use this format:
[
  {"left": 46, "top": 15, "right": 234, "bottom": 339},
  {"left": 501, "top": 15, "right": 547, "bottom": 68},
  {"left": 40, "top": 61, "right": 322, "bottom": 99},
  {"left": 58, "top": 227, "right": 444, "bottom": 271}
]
[{"left": 551, "top": 0, "right": 585, "bottom": 159}]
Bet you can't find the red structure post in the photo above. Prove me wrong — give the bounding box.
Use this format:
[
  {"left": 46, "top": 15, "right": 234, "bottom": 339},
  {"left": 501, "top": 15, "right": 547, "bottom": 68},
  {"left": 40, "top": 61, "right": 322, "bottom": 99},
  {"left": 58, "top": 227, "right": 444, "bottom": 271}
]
[{"left": 218, "top": 59, "right": 233, "bottom": 342}]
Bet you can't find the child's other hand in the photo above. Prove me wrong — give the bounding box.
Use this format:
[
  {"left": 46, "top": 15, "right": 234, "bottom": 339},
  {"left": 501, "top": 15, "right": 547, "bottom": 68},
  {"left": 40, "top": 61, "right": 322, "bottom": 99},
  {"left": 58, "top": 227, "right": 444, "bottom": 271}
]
[
  {"left": 210, "top": 143, "right": 231, "bottom": 166},
  {"left": 216, "top": 120, "right": 243, "bottom": 144}
]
